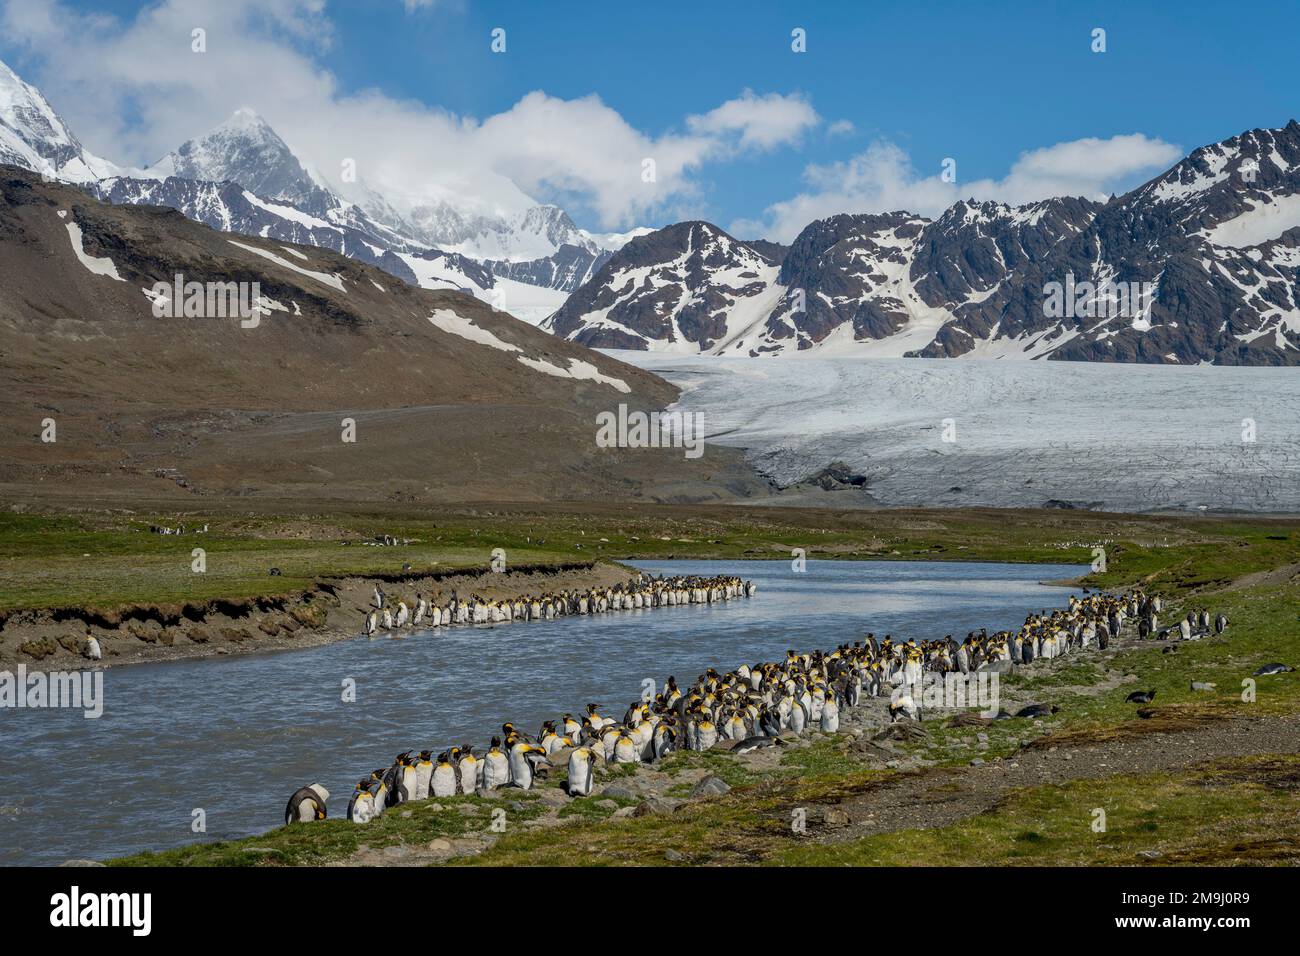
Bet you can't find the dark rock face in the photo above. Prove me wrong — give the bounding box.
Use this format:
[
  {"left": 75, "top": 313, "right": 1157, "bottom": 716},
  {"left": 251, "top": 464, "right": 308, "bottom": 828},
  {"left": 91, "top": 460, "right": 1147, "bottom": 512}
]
[
  {"left": 545, "top": 221, "right": 782, "bottom": 350},
  {"left": 483, "top": 243, "right": 611, "bottom": 292},
  {"left": 86, "top": 176, "right": 422, "bottom": 282},
  {"left": 551, "top": 122, "right": 1300, "bottom": 365}
]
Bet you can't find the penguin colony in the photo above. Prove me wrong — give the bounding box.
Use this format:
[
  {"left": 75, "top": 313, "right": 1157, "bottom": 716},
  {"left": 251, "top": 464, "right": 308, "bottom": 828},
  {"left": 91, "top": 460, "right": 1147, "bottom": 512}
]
[
  {"left": 363, "top": 573, "right": 758, "bottom": 636},
  {"left": 286, "top": 586, "right": 1228, "bottom": 825}
]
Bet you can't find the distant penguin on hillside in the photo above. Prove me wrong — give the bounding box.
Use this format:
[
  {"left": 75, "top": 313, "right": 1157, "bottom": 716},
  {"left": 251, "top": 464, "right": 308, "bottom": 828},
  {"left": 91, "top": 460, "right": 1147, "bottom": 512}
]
[
  {"left": 83, "top": 635, "right": 102, "bottom": 661},
  {"left": 365, "top": 610, "right": 378, "bottom": 638},
  {"left": 1215, "top": 613, "right": 1228, "bottom": 634}
]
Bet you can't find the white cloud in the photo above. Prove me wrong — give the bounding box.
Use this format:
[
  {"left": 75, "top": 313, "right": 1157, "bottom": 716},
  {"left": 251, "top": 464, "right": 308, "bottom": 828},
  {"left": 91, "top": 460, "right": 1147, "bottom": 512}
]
[
  {"left": 685, "top": 89, "right": 819, "bottom": 151},
  {"left": 0, "top": 0, "right": 820, "bottom": 230},
  {"left": 733, "top": 134, "right": 1183, "bottom": 242}
]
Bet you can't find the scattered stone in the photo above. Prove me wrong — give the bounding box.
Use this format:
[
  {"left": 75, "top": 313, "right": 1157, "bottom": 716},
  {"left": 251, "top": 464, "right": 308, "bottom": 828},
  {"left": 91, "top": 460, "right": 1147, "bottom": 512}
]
[
  {"left": 58, "top": 859, "right": 105, "bottom": 867},
  {"left": 664, "top": 848, "right": 686, "bottom": 862},
  {"left": 427, "top": 838, "right": 451, "bottom": 851},
  {"left": 632, "top": 797, "right": 678, "bottom": 817},
  {"left": 1137, "top": 850, "right": 1163, "bottom": 859},
  {"left": 1190, "top": 681, "right": 1217, "bottom": 691},
  {"left": 691, "top": 776, "right": 731, "bottom": 798},
  {"left": 610, "top": 806, "right": 636, "bottom": 819},
  {"left": 601, "top": 785, "right": 637, "bottom": 800},
  {"left": 594, "top": 799, "right": 618, "bottom": 810},
  {"left": 970, "top": 758, "right": 985, "bottom": 766}
]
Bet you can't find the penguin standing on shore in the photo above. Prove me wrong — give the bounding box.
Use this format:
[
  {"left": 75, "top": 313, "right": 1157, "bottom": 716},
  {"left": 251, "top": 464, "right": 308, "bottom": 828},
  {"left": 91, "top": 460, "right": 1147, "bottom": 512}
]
[
  {"left": 284, "top": 784, "right": 330, "bottom": 825},
  {"left": 457, "top": 746, "right": 480, "bottom": 795},
  {"left": 1215, "top": 613, "right": 1228, "bottom": 634},
  {"left": 414, "top": 750, "right": 434, "bottom": 799},
  {"left": 508, "top": 741, "right": 547, "bottom": 790},
  {"left": 83, "top": 635, "right": 102, "bottom": 661},
  {"left": 431, "top": 751, "right": 458, "bottom": 797},
  {"left": 482, "top": 738, "right": 510, "bottom": 791},
  {"left": 347, "top": 779, "right": 375, "bottom": 824},
  {"left": 567, "top": 746, "right": 597, "bottom": 797}
]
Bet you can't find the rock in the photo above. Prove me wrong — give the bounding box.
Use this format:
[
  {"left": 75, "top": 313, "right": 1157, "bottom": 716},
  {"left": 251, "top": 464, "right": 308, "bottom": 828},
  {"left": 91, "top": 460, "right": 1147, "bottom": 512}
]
[
  {"left": 970, "top": 758, "right": 985, "bottom": 766},
  {"left": 664, "top": 849, "right": 685, "bottom": 862},
  {"left": 427, "top": 838, "right": 452, "bottom": 851},
  {"left": 808, "top": 806, "right": 850, "bottom": 829},
  {"left": 874, "top": 723, "right": 930, "bottom": 743},
  {"left": 691, "top": 776, "right": 731, "bottom": 798},
  {"left": 58, "top": 859, "right": 105, "bottom": 867},
  {"left": 632, "top": 797, "right": 678, "bottom": 817},
  {"left": 1190, "top": 681, "right": 1217, "bottom": 691},
  {"left": 1137, "top": 850, "right": 1163, "bottom": 859},
  {"left": 426, "top": 802, "right": 445, "bottom": 812},
  {"left": 600, "top": 785, "right": 637, "bottom": 800},
  {"left": 381, "top": 845, "right": 410, "bottom": 859},
  {"left": 400, "top": 810, "right": 413, "bottom": 819},
  {"left": 594, "top": 799, "right": 618, "bottom": 810},
  {"left": 610, "top": 806, "right": 636, "bottom": 819},
  {"left": 536, "top": 787, "right": 568, "bottom": 807}
]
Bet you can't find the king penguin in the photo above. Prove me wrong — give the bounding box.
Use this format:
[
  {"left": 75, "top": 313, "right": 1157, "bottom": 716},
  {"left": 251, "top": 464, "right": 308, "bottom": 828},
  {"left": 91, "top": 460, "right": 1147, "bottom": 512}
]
[
  {"left": 566, "top": 746, "right": 597, "bottom": 797},
  {"left": 284, "top": 783, "right": 329, "bottom": 825}
]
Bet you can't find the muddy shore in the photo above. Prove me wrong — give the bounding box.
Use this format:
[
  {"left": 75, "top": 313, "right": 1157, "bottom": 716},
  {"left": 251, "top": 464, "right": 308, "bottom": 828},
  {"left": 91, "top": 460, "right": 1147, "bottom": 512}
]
[{"left": 0, "top": 560, "right": 640, "bottom": 672}]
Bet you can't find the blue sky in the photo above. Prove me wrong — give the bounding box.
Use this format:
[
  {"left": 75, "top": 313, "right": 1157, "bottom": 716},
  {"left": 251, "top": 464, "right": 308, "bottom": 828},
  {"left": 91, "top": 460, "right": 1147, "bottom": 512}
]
[{"left": 2, "top": 0, "right": 1295, "bottom": 239}]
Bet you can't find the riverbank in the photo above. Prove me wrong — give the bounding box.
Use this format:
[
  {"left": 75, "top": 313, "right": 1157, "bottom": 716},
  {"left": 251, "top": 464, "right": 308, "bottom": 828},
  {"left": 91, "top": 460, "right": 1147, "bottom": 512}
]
[
  {"left": 0, "top": 560, "right": 639, "bottom": 672},
  {"left": 109, "top": 560, "right": 1300, "bottom": 867}
]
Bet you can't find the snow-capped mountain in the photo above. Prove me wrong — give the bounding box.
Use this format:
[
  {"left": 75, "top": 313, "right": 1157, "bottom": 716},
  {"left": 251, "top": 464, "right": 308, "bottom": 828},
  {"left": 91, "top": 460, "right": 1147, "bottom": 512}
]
[
  {"left": 0, "top": 57, "right": 631, "bottom": 315},
  {"left": 0, "top": 59, "right": 124, "bottom": 182},
  {"left": 551, "top": 123, "right": 1300, "bottom": 365},
  {"left": 545, "top": 221, "right": 786, "bottom": 351}
]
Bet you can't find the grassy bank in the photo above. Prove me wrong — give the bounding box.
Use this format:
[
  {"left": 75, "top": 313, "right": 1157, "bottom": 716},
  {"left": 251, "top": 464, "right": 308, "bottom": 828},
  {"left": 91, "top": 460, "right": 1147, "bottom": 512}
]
[
  {"left": 3, "top": 505, "right": 1298, "bottom": 613},
  {"left": 106, "top": 554, "right": 1300, "bottom": 867}
]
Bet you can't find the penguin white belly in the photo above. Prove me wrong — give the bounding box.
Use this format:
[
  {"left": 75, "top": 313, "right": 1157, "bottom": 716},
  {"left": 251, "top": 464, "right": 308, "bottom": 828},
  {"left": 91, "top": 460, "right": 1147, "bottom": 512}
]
[
  {"left": 483, "top": 754, "right": 506, "bottom": 790},
  {"left": 458, "top": 759, "right": 478, "bottom": 795},
  {"left": 567, "top": 749, "right": 594, "bottom": 796},
  {"left": 431, "top": 764, "right": 457, "bottom": 798},
  {"left": 820, "top": 699, "right": 840, "bottom": 733},
  {"left": 414, "top": 761, "right": 433, "bottom": 799}
]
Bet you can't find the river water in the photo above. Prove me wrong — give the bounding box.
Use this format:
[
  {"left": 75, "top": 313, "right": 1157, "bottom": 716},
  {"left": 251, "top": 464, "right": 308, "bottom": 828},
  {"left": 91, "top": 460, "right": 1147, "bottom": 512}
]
[{"left": 0, "top": 558, "right": 1086, "bottom": 865}]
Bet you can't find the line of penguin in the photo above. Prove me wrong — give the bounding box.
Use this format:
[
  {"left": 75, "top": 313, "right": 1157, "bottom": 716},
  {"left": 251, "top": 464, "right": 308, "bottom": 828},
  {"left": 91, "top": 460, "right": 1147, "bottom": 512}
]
[
  {"left": 362, "top": 572, "right": 758, "bottom": 635},
  {"left": 286, "top": 585, "right": 1225, "bottom": 826}
]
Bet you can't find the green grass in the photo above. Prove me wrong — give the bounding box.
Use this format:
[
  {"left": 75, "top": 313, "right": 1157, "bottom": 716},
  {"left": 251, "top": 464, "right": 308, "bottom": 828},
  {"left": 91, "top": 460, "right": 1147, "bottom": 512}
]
[
  {"left": 111, "top": 791, "right": 546, "bottom": 867},
  {"left": 2, "top": 507, "right": 1297, "bottom": 614},
  {"left": 19, "top": 502, "right": 1291, "bottom": 867},
  {"left": 772, "top": 754, "right": 1300, "bottom": 866}
]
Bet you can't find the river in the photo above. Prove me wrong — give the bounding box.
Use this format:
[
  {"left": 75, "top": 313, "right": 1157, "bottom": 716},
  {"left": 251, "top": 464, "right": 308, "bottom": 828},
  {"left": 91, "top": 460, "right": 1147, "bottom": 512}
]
[{"left": 0, "top": 558, "right": 1087, "bottom": 864}]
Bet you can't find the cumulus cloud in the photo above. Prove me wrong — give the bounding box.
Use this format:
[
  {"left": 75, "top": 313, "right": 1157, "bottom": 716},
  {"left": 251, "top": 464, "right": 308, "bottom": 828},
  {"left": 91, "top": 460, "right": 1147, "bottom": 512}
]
[
  {"left": 0, "top": 0, "right": 819, "bottom": 229},
  {"left": 685, "top": 89, "right": 819, "bottom": 151},
  {"left": 733, "top": 134, "right": 1183, "bottom": 242}
]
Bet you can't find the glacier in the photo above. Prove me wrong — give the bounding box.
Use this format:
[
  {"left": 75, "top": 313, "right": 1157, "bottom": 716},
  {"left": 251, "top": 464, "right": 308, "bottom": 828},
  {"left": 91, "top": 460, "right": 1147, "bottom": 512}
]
[{"left": 608, "top": 352, "right": 1300, "bottom": 512}]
